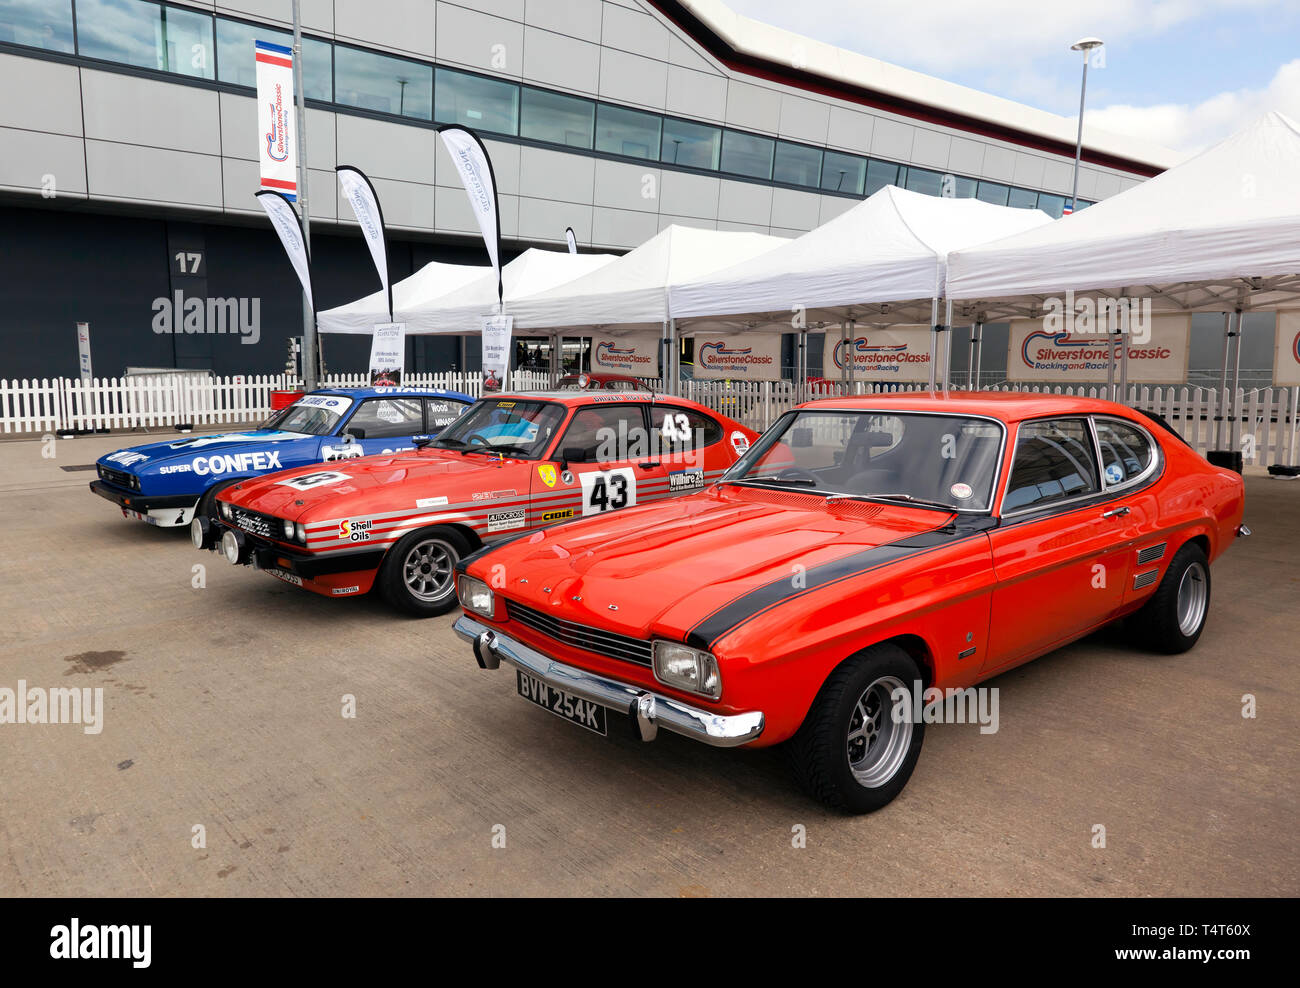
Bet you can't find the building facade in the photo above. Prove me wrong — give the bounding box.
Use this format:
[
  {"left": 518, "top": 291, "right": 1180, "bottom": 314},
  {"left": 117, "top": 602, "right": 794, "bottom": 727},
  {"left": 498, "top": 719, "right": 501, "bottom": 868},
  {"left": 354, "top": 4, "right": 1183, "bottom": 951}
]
[{"left": 0, "top": 0, "right": 1173, "bottom": 381}]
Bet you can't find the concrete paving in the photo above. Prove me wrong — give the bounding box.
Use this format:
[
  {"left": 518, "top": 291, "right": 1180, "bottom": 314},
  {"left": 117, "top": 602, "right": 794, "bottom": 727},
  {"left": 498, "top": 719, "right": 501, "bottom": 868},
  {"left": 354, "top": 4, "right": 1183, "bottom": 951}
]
[{"left": 1, "top": 428, "right": 1296, "bottom": 897}]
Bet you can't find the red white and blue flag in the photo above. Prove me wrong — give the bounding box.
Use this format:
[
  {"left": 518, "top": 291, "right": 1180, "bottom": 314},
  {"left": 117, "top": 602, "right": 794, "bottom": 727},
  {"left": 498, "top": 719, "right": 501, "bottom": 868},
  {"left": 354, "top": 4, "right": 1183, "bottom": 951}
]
[{"left": 255, "top": 40, "right": 297, "bottom": 200}]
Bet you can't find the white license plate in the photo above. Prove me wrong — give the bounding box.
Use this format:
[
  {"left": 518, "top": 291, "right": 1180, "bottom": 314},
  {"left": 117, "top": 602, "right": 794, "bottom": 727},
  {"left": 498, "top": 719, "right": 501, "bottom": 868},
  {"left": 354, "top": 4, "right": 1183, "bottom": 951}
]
[
  {"left": 516, "top": 670, "right": 607, "bottom": 736},
  {"left": 121, "top": 508, "right": 159, "bottom": 526},
  {"left": 266, "top": 568, "right": 302, "bottom": 587}
]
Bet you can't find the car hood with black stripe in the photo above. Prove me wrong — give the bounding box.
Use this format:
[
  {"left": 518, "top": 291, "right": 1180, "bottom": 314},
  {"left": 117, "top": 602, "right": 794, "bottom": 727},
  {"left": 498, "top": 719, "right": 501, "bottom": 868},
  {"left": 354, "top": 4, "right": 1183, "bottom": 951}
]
[{"left": 477, "top": 483, "right": 953, "bottom": 648}]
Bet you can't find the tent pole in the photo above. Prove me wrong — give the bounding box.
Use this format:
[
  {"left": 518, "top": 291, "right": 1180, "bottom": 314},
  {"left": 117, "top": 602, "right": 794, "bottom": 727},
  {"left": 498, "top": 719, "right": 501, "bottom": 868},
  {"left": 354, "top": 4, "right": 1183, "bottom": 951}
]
[
  {"left": 550, "top": 332, "right": 559, "bottom": 388},
  {"left": 1106, "top": 326, "right": 1117, "bottom": 402},
  {"left": 668, "top": 319, "right": 679, "bottom": 396},
  {"left": 942, "top": 299, "right": 953, "bottom": 392},
  {"left": 798, "top": 330, "right": 808, "bottom": 404},
  {"left": 927, "top": 296, "right": 939, "bottom": 390},
  {"left": 1214, "top": 312, "right": 1231, "bottom": 449},
  {"left": 1230, "top": 308, "right": 1245, "bottom": 454},
  {"left": 847, "top": 318, "right": 856, "bottom": 394},
  {"left": 968, "top": 321, "right": 981, "bottom": 390}
]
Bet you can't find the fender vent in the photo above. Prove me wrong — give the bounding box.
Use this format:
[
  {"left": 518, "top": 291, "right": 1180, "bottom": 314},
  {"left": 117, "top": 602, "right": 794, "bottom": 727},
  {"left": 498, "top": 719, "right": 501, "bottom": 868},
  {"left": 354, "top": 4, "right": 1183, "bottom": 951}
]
[
  {"left": 1133, "top": 568, "right": 1160, "bottom": 589},
  {"left": 1136, "top": 542, "right": 1166, "bottom": 565}
]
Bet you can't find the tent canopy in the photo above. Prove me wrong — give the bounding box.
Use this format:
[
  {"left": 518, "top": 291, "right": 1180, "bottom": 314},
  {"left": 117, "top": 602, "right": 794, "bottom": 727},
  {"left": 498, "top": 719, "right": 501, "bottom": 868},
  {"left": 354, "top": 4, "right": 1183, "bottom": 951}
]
[
  {"left": 503, "top": 224, "right": 789, "bottom": 333},
  {"left": 405, "top": 248, "right": 618, "bottom": 334},
  {"left": 669, "top": 185, "right": 1052, "bottom": 331},
  {"left": 946, "top": 112, "right": 1300, "bottom": 316},
  {"left": 317, "top": 259, "right": 488, "bottom": 335}
]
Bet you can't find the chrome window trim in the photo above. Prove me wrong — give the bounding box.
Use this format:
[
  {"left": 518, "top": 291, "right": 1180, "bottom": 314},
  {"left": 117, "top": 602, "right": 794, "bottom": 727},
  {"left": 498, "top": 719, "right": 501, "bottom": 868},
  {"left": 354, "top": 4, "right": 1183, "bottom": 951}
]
[
  {"left": 1091, "top": 414, "right": 1162, "bottom": 493},
  {"left": 997, "top": 415, "right": 1102, "bottom": 518}
]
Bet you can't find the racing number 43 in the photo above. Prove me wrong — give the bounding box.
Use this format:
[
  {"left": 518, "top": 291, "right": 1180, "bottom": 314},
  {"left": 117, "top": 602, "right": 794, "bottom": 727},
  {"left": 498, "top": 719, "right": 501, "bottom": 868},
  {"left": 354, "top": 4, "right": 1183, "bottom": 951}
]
[{"left": 580, "top": 468, "right": 636, "bottom": 516}]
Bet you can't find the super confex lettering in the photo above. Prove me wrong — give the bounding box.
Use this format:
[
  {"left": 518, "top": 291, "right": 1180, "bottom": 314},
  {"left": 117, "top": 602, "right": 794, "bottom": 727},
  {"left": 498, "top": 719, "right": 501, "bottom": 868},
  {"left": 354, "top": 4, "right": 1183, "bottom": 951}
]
[{"left": 191, "top": 451, "right": 282, "bottom": 476}]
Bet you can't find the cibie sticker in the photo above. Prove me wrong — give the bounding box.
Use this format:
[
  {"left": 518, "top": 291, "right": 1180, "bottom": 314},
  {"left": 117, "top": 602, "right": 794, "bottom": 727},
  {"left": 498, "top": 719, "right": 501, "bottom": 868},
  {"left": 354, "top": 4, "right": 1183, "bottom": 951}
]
[
  {"left": 949, "top": 482, "right": 973, "bottom": 500},
  {"left": 1104, "top": 463, "right": 1125, "bottom": 485},
  {"left": 730, "top": 431, "right": 750, "bottom": 455},
  {"left": 277, "top": 470, "right": 351, "bottom": 491}
]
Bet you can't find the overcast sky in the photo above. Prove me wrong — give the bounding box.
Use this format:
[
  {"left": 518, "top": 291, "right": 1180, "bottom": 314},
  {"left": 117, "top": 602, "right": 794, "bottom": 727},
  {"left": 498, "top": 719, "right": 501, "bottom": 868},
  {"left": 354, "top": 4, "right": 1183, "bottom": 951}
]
[{"left": 725, "top": 0, "right": 1300, "bottom": 154}]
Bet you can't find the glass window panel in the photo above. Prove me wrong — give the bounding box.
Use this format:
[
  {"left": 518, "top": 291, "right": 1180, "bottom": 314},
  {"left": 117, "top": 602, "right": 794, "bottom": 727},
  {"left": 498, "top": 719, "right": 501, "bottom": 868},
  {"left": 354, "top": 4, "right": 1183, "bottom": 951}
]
[
  {"left": 215, "top": 18, "right": 332, "bottom": 100},
  {"left": 435, "top": 67, "right": 518, "bottom": 135},
  {"left": 595, "top": 104, "right": 661, "bottom": 160},
  {"left": 1007, "top": 187, "right": 1039, "bottom": 209},
  {"left": 1037, "top": 192, "right": 1067, "bottom": 218},
  {"left": 661, "top": 117, "right": 720, "bottom": 170},
  {"left": 948, "top": 175, "right": 977, "bottom": 198},
  {"left": 76, "top": 0, "right": 162, "bottom": 70},
  {"left": 976, "top": 180, "right": 1010, "bottom": 206},
  {"left": 904, "top": 166, "right": 944, "bottom": 197},
  {"left": 520, "top": 86, "right": 593, "bottom": 148},
  {"left": 335, "top": 45, "right": 430, "bottom": 119},
  {"left": 721, "top": 130, "right": 774, "bottom": 180},
  {"left": 821, "top": 150, "right": 865, "bottom": 194},
  {"left": 0, "top": 0, "right": 75, "bottom": 52},
  {"left": 773, "top": 141, "right": 822, "bottom": 187},
  {"left": 160, "top": 5, "right": 213, "bottom": 79},
  {"left": 1074, "top": 199, "right": 1094, "bottom": 210},
  {"left": 863, "top": 158, "right": 897, "bottom": 196}
]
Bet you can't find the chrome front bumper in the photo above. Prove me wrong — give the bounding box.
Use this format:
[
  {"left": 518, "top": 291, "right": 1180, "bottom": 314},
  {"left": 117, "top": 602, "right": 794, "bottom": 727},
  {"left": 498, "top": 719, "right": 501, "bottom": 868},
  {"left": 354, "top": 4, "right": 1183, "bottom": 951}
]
[{"left": 454, "top": 615, "right": 764, "bottom": 747}]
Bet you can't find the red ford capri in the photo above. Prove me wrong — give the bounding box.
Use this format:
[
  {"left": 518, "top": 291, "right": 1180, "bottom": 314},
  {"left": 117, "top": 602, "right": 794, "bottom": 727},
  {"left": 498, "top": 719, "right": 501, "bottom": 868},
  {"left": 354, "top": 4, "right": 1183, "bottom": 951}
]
[{"left": 453, "top": 392, "right": 1247, "bottom": 813}]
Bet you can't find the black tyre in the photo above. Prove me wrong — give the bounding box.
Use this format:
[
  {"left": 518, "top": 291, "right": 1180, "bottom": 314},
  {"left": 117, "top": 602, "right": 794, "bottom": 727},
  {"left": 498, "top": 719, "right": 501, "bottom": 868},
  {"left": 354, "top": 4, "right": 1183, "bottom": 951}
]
[
  {"left": 196, "top": 477, "right": 244, "bottom": 524},
  {"left": 1128, "top": 541, "right": 1211, "bottom": 654},
  {"left": 789, "top": 644, "right": 925, "bottom": 814},
  {"left": 378, "top": 526, "right": 470, "bottom": 616}
]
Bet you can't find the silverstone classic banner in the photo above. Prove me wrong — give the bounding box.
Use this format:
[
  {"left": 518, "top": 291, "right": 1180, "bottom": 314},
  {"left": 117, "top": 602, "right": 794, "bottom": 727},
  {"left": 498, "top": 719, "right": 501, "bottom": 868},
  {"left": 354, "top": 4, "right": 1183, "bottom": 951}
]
[
  {"left": 691, "top": 335, "right": 782, "bottom": 381},
  {"left": 1274, "top": 310, "right": 1300, "bottom": 386},
  {"left": 827, "top": 325, "right": 932, "bottom": 382},
  {"left": 255, "top": 40, "right": 297, "bottom": 199},
  {"left": 590, "top": 335, "right": 660, "bottom": 377},
  {"left": 1007, "top": 314, "right": 1191, "bottom": 383}
]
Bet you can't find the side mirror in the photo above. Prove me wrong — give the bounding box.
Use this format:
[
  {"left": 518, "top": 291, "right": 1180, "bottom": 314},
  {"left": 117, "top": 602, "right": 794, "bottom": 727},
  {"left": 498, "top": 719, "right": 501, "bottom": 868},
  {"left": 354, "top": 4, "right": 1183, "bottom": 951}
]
[
  {"left": 345, "top": 427, "right": 366, "bottom": 441},
  {"left": 562, "top": 446, "right": 588, "bottom": 465}
]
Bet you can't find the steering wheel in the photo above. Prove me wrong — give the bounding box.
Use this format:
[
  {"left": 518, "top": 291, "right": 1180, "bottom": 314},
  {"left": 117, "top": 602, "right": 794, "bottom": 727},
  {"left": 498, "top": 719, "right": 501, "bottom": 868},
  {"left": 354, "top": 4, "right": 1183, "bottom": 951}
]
[{"left": 776, "top": 466, "right": 819, "bottom": 484}]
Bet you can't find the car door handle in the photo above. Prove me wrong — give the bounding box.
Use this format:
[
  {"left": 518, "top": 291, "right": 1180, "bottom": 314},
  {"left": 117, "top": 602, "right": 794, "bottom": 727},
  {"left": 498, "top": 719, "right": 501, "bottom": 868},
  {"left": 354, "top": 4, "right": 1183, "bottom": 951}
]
[
  {"left": 1102, "top": 506, "right": 1130, "bottom": 518},
  {"left": 638, "top": 462, "right": 661, "bottom": 469}
]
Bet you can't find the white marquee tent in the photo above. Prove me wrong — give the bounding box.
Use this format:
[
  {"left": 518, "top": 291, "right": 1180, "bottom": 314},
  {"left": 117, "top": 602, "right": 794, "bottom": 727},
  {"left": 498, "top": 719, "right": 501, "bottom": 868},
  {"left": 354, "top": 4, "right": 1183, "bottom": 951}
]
[{"left": 316, "top": 259, "right": 488, "bottom": 335}]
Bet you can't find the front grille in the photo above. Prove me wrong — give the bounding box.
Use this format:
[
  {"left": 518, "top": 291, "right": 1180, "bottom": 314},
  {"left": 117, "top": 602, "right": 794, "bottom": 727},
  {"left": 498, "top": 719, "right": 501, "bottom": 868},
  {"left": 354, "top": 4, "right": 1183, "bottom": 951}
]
[
  {"left": 229, "top": 506, "right": 278, "bottom": 540},
  {"left": 506, "top": 600, "right": 653, "bottom": 667},
  {"left": 100, "top": 467, "right": 136, "bottom": 490}
]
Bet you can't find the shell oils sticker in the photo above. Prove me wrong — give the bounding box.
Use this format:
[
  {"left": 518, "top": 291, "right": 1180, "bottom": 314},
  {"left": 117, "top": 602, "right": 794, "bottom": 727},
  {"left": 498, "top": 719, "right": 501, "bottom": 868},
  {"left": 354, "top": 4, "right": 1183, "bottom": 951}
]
[
  {"left": 539, "top": 508, "right": 574, "bottom": 523},
  {"left": 339, "top": 518, "right": 374, "bottom": 541},
  {"left": 487, "top": 509, "right": 526, "bottom": 533},
  {"left": 537, "top": 464, "right": 557, "bottom": 488}
]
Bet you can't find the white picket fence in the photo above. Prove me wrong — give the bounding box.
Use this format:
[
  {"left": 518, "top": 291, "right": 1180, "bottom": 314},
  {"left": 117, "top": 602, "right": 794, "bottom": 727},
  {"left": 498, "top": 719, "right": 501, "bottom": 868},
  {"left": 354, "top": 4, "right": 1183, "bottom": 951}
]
[
  {"left": 0, "top": 370, "right": 550, "bottom": 435},
  {"left": 681, "top": 379, "right": 1300, "bottom": 467}
]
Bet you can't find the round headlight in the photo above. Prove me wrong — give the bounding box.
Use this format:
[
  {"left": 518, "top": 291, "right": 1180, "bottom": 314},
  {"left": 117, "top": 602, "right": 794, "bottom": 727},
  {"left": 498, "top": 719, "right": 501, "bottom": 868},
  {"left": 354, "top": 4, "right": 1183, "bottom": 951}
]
[
  {"left": 190, "top": 516, "right": 208, "bottom": 550},
  {"left": 219, "top": 501, "right": 232, "bottom": 520},
  {"left": 220, "top": 529, "right": 243, "bottom": 565},
  {"left": 282, "top": 518, "right": 295, "bottom": 540},
  {"left": 295, "top": 522, "right": 307, "bottom": 543}
]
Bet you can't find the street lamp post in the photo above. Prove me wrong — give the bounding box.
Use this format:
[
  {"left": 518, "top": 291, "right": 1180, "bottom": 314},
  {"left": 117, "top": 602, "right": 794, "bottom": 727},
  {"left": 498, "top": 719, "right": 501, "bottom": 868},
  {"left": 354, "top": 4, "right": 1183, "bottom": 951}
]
[{"left": 1068, "top": 36, "right": 1104, "bottom": 215}]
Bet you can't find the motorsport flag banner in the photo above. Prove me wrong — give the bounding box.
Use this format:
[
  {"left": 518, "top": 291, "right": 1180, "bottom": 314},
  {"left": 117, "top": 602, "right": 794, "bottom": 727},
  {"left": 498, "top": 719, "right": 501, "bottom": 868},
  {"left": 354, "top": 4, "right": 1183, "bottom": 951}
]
[
  {"left": 75, "top": 322, "right": 93, "bottom": 384},
  {"left": 255, "top": 40, "right": 297, "bottom": 200},
  {"left": 565, "top": 227, "right": 577, "bottom": 254},
  {"left": 438, "top": 125, "right": 503, "bottom": 306},
  {"left": 691, "top": 335, "right": 781, "bottom": 381},
  {"left": 828, "top": 326, "right": 932, "bottom": 382},
  {"left": 337, "top": 166, "right": 391, "bottom": 321},
  {"left": 368, "top": 322, "right": 406, "bottom": 387},
  {"left": 1007, "top": 313, "right": 1190, "bottom": 383},
  {"left": 1274, "top": 310, "right": 1300, "bottom": 386},
  {"left": 254, "top": 190, "right": 313, "bottom": 311},
  {"left": 482, "top": 314, "right": 513, "bottom": 393},
  {"left": 590, "top": 335, "right": 660, "bottom": 377}
]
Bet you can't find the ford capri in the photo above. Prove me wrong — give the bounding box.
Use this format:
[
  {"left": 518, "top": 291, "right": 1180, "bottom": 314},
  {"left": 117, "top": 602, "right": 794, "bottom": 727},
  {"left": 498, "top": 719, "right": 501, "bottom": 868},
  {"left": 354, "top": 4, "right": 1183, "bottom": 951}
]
[
  {"left": 89, "top": 387, "right": 471, "bottom": 529},
  {"left": 197, "top": 391, "right": 759, "bottom": 616},
  {"left": 453, "top": 393, "right": 1247, "bottom": 813}
]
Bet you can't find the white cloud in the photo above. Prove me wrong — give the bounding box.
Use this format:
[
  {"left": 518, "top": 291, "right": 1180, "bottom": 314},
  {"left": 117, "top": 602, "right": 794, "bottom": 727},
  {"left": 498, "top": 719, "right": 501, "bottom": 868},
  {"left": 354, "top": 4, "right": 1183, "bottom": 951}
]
[{"left": 1085, "top": 59, "right": 1300, "bottom": 153}]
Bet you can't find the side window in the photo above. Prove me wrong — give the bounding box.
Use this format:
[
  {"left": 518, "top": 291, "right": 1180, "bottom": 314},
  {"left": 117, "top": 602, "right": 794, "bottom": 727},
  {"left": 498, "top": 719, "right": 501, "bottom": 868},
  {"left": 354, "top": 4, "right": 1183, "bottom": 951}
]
[
  {"left": 1002, "top": 418, "right": 1099, "bottom": 513},
  {"left": 1095, "top": 419, "right": 1156, "bottom": 487},
  {"left": 345, "top": 398, "right": 424, "bottom": 440},
  {"left": 650, "top": 405, "right": 722, "bottom": 451},
  {"left": 558, "top": 405, "right": 647, "bottom": 463},
  {"left": 424, "top": 397, "right": 466, "bottom": 432}
]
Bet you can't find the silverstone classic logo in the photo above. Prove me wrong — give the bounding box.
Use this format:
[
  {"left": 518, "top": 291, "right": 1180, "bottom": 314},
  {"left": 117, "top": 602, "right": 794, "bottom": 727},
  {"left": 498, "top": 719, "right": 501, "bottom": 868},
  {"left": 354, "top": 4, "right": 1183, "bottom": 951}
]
[
  {"left": 697, "top": 341, "right": 773, "bottom": 372},
  {"left": 1019, "top": 331, "right": 1172, "bottom": 374},
  {"left": 830, "top": 336, "right": 925, "bottom": 373},
  {"left": 595, "top": 340, "right": 651, "bottom": 370}
]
